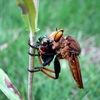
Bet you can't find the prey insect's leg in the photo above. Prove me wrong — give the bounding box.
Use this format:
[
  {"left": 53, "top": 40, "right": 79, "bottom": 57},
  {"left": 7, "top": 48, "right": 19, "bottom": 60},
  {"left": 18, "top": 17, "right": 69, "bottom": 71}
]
[
  {"left": 28, "top": 52, "right": 43, "bottom": 66},
  {"left": 38, "top": 67, "right": 56, "bottom": 79},
  {"left": 28, "top": 68, "right": 42, "bottom": 72},
  {"left": 28, "top": 66, "right": 43, "bottom": 73},
  {"left": 41, "top": 69, "right": 55, "bottom": 79},
  {"left": 28, "top": 39, "right": 39, "bottom": 56},
  {"left": 28, "top": 48, "right": 43, "bottom": 65},
  {"left": 28, "top": 67, "right": 56, "bottom": 79},
  {"left": 28, "top": 40, "right": 38, "bottom": 49},
  {"left": 29, "top": 67, "right": 55, "bottom": 73},
  {"left": 43, "top": 67, "right": 55, "bottom": 73},
  {"left": 41, "top": 67, "right": 57, "bottom": 79},
  {"left": 28, "top": 52, "right": 40, "bottom": 56}
]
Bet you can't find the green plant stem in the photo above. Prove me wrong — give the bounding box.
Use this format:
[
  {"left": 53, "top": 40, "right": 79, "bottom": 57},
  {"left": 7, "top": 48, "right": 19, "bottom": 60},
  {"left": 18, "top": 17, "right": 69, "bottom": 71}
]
[
  {"left": 28, "top": 0, "right": 39, "bottom": 100},
  {"left": 28, "top": 32, "right": 36, "bottom": 100}
]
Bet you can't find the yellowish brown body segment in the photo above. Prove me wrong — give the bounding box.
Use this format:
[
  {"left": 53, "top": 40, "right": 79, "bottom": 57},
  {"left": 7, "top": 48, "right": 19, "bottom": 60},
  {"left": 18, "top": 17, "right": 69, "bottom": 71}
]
[{"left": 49, "top": 29, "right": 83, "bottom": 89}]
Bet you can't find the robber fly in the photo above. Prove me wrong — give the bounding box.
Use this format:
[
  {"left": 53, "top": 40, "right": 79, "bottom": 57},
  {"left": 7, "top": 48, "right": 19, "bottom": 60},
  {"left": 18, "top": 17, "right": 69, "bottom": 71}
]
[{"left": 28, "top": 29, "right": 83, "bottom": 89}]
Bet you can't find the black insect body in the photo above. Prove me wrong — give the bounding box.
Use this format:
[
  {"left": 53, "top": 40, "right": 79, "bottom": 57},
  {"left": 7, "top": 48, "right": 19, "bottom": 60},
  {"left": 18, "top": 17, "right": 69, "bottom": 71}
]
[{"left": 28, "top": 36, "right": 60, "bottom": 79}]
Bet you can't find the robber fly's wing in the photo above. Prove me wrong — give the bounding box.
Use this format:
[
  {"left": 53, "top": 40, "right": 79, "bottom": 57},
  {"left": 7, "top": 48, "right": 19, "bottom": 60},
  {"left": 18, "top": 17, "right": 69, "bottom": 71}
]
[{"left": 68, "top": 55, "right": 83, "bottom": 89}]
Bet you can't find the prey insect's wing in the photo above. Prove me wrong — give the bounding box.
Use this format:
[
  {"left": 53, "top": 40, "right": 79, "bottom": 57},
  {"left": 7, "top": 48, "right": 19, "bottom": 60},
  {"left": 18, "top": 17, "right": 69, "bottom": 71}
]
[{"left": 68, "top": 55, "right": 83, "bottom": 89}]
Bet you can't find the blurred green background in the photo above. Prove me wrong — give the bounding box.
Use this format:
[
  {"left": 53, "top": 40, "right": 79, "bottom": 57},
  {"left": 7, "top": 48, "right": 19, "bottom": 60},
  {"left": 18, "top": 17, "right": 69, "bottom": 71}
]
[{"left": 0, "top": 0, "right": 100, "bottom": 100}]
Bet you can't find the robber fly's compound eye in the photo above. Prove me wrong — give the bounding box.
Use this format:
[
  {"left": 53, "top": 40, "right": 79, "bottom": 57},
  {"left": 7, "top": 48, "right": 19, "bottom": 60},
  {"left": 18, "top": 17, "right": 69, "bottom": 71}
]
[{"left": 54, "top": 30, "right": 63, "bottom": 42}]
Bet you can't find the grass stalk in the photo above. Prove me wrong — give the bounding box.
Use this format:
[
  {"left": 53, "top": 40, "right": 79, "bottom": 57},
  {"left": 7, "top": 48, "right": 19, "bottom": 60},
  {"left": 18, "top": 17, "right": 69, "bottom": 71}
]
[
  {"left": 28, "top": 32, "right": 36, "bottom": 100},
  {"left": 28, "top": 0, "right": 39, "bottom": 100}
]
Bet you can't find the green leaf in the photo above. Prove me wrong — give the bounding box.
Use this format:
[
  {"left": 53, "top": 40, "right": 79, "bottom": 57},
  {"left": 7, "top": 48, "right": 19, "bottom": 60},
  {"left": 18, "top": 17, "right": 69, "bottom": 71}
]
[
  {"left": 0, "top": 69, "right": 24, "bottom": 100},
  {"left": 16, "top": 0, "right": 37, "bottom": 33}
]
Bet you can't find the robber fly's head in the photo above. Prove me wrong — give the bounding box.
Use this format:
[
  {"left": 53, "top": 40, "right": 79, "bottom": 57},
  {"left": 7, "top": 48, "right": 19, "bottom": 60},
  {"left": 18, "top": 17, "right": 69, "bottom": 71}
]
[{"left": 49, "top": 29, "right": 64, "bottom": 42}]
